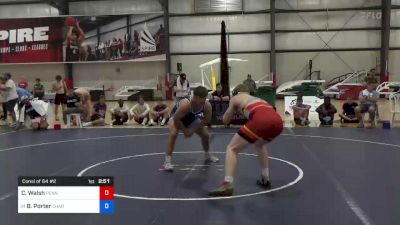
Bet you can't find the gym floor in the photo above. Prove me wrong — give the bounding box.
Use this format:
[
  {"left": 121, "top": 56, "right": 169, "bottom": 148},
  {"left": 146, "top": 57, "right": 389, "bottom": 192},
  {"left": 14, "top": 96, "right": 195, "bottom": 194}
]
[{"left": 1, "top": 127, "right": 399, "bottom": 225}]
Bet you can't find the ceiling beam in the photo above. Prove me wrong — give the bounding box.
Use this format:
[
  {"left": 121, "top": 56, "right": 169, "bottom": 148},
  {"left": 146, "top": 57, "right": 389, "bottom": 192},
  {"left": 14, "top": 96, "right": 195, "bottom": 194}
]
[{"left": 0, "top": 1, "right": 42, "bottom": 5}]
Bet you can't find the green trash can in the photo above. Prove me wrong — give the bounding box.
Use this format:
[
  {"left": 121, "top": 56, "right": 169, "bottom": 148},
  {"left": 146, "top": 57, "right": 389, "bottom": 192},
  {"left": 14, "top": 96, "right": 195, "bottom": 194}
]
[{"left": 255, "top": 86, "right": 276, "bottom": 107}]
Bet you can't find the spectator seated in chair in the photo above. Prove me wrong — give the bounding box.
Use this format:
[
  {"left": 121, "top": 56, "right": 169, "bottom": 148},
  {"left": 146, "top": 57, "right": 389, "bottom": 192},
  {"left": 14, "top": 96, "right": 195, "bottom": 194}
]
[
  {"left": 339, "top": 97, "right": 359, "bottom": 123},
  {"left": 129, "top": 95, "right": 150, "bottom": 126},
  {"left": 110, "top": 99, "right": 129, "bottom": 126},
  {"left": 292, "top": 96, "right": 311, "bottom": 126},
  {"left": 63, "top": 88, "right": 84, "bottom": 125},
  {"left": 210, "top": 83, "right": 230, "bottom": 101},
  {"left": 83, "top": 95, "right": 107, "bottom": 127},
  {"left": 74, "top": 88, "right": 92, "bottom": 122},
  {"left": 316, "top": 96, "right": 337, "bottom": 126},
  {"left": 148, "top": 101, "right": 169, "bottom": 126},
  {"left": 355, "top": 79, "right": 379, "bottom": 128}
]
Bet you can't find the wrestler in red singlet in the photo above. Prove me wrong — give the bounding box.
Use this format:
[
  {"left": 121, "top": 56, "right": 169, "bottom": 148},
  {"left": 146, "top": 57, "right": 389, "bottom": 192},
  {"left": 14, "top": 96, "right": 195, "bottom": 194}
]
[
  {"left": 238, "top": 97, "right": 283, "bottom": 143},
  {"left": 209, "top": 84, "right": 283, "bottom": 196}
]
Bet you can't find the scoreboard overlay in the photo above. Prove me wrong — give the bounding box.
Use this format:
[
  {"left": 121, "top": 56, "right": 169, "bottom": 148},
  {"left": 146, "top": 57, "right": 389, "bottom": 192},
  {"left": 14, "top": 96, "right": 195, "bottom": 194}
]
[{"left": 18, "top": 176, "right": 114, "bottom": 214}]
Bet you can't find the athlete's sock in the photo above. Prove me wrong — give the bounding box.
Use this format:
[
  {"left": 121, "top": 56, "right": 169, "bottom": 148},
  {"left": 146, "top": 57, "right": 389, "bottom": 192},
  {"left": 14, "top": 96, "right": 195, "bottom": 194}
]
[
  {"left": 224, "top": 176, "right": 234, "bottom": 184},
  {"left": 161, "top": 117, "right": 167, "bottom": 125},
  {"left": 261, "top": 168, "right": 270, "bottom": 180}
]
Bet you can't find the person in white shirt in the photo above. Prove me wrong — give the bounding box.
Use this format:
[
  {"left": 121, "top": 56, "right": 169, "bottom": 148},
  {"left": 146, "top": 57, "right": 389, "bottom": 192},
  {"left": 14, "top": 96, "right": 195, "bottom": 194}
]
[
  {"left": 130, "top": 95, "right": 150, "bottom": 126},
  {"left": 0, "top": 73, "right": 19, "bottom": 127},
  {"left": 174, "top": 73, "right": 190, "bottom": 101},
  {"left": 110, "top": 99, "right": 129, "bottom": 126},
  {"left": 355, "top": 79, "right": 379, "bottom": 128}
]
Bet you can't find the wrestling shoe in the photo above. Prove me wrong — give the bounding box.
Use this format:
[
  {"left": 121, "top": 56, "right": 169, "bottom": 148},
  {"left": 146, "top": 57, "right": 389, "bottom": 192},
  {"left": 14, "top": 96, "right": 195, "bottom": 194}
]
[
  {"left": 208, "top": 182, "right": 233, "bottom": 196},
  {"left": 9, "top": 122, "right": 18, "bottom": 128},
  {"left": 163, "top": 161, "right": 174, "bottom": 171},
  {"left": 256, "top": 176, "right": 271, "bottom": 188},
  {"left": 160, "top": 119, "right": 166, "bottom": 126},
  {"left": 205, "top": 153, "right": 219, "bottom": 163}
]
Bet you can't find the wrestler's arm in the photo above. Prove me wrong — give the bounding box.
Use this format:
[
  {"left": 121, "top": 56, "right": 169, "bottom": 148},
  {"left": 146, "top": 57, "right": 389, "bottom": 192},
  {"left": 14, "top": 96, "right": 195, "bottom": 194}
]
[
  {"left": 76, "top": 21, "right": 86, "bottom": 44},
  {"left": 66, "top": 27, "right": 74, "bottom": 45},
  {"left": 222, "top": 96, "right": 238, "bottom": 125}
]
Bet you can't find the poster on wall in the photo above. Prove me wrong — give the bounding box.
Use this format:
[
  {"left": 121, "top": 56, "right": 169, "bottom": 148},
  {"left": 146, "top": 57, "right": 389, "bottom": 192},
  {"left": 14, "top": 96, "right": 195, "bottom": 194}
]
[
  {"left": 0, "top": 14, "right": 166, "bottom": 64},
  {"left": 0, "top": 17, "right": 64, "bottom": 63}
]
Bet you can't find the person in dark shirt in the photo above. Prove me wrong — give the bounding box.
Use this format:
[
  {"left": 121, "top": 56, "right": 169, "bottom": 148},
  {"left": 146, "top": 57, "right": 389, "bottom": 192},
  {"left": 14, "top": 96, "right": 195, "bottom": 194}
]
[
  {"left": 316, "top": 96, "right": 337, "bottom": 126},
  {"left": 211, "top": 83, "right": 230, "bottom": 101},
  {"left": 86, "top": 46, "right": 96, "bottom": 61},
  {"left": 292, "top": 96, "right": 311, "bottom": 126},
  {"left": 132, "top": 30, "right": 140, "bottom": 56},
  {"left": 117, "top": 38, "right": 123, "bottom": 58},
  {"left": 124, "top": 33, "right": 132, "bottom": 56},
  {"left": 148, "top": 101, "right": 169, "bottom": 126},
  {"left": 110, "top": 99, "right": 129, "bottom": 126},
  {"left": 63, "top": 88, "right": 84, "bottom": 124},
  {"left": 243, "top": 74, "right": 256, "bottom": 96},
  {"left": 154, "top": 24, "right": 165, "bottom": 52},
  {"left": 33, "top": 78, "right": 45, "bottom": 100},
  {"left": 339, "top": 97, "right": 359, "bottom": 123},
  {"left": 66, "top": 91, "right": 80, "bottom": 108},
  {"left": 83, "top": 95, "right": 107, "bottom": 127}
]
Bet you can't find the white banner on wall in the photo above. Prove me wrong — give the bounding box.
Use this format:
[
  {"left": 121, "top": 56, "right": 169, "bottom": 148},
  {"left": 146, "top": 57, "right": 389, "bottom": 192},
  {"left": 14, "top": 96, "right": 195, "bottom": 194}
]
[
  {"left": 285, "top": 96, "right": 324, "bottom": 115},
  {"left": 139, "top": 23, "right": 156, "bottom": 52}
]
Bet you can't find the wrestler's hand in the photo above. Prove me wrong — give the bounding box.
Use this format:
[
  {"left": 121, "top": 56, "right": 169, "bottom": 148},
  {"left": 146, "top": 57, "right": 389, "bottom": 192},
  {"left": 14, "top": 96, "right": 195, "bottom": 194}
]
[{"left": 222, "top": 119, "right": 230, "bottom": 126}]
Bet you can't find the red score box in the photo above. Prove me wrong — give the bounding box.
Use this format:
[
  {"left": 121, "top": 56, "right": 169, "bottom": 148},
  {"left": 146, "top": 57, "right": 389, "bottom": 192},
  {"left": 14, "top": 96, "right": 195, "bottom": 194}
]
[{"left": 100, "top": 186, "right": 114, "bottom": 200}]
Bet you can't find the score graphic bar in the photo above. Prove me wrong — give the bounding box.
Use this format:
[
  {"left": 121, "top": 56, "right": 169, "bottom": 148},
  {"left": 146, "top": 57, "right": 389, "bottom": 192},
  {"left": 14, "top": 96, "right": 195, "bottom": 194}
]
[{"left": 18, "top": 177, "right": 114, "bottom": 214}]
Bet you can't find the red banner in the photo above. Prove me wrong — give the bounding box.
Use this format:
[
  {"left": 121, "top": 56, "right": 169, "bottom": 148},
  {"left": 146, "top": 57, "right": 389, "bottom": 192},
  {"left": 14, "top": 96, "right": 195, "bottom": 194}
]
[{"left": 0, "top": 17, "right": 64, "bottom": 63}]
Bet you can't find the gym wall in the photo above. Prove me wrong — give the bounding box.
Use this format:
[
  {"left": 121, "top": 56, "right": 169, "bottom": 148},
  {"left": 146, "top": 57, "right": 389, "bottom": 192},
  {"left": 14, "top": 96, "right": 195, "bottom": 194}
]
[
  {"left": 0, "top": 3, "right": 59, "bottom": 18},
  {"left": 0, "top": 0, "right": 166, "bottom": 94},
  {"left": 171, "top": 53, "right": 269, "bottom": 87},
  {"left": 0, "top": 3, "right": 63, "bottom": 90},
  {"left": 390, "top": 8, "right": 400, "bottom": 81},
  {"left": 0, "top": 0, "right": 399, "bottom": 91},
  {"left": 169, "top": 0, "right": 271, "bottom": 87},
  {"left": 0, "top": 64, "right": 66, "bottom": 92},
  {"left": 68, "top": 0, "right": 163, "bottom": 15},
  {"left": 72, "top": 61, "right": 165, "bottom": 90},
  {"left": 168, "top": 0, "right": 397, "bottom": 86}
]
